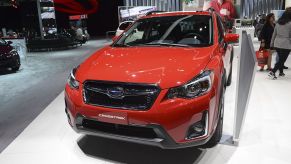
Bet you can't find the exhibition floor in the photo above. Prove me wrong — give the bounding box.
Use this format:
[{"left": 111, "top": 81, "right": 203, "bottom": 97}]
[
  {"left": 0, "top": 39, "right": 110, "bottom": 152},
  {"left": 0, "top": 43, "right": 291, "bottom": 164}
]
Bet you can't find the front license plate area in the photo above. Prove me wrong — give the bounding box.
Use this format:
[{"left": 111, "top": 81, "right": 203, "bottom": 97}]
[{"left": 97, "top": 112, "right": 128, "bottom": 125}]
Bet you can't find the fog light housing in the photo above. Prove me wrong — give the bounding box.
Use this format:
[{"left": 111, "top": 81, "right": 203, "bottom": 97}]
[
  {"left": 186, "top": 112, "right": 208, "bottom": 140},
  {"left": 65, "top": 100, "right": 72, "bottom": 126}
]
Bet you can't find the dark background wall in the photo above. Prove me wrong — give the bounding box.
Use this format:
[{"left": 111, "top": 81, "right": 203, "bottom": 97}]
[
  {"left": 0, "top": 7, "right": 22, "bottom": 31},
  {"left": 55, "top": 0, "right": 124, "bottom": 36},
  {"left": 0, "top": 0, "right": 124, "bottom": 37},
  {"left": 55, "top": 11, "right": 70, "bottom": 30},
  {"left": 87, "top": 0, "right": 124, "bottom": 36},
  {"left": 20, "top": 1, "right": 39, "bottom": 32}
]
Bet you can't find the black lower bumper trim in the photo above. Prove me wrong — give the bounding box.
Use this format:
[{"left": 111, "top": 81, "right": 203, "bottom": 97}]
[
  {"left": 72, "top": 115, "right": 210, "bottom": 149},
  {"left": 0, "top": 56, "right": 19, "bottom": 68}
]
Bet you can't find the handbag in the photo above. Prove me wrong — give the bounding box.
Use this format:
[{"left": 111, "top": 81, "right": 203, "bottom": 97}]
[{"left": 256, "top": 48, "right": 270, "bottom": 67}]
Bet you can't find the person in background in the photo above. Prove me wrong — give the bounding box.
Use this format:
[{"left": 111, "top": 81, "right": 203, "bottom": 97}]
[
  {"left": 255, "top": 15, "right": 266, "bottom": 38},
  {"left": 269, "top": 11, "right": 291, "bottom": 79},
  {"left": 68, "top": 25, "right": 77, "bottom": 38},
  {"left": 275, "top": 7, "right": 291, "bottom": 69},
  {"left": 284, "top": 7, "right": 291, "bottom": 69},
  {"left": 209, "top": 0, "right": 236, "bottom": 20},
  {"left": 7, "top": 29, "right": 18, "bottom": 38},
  {"left": 76, "top": 26, "right": 84, "bottom": 41},
  {"left": 83, "top": 27, "right": 90, "bottom": 40},
  {"left": 259, "top": 13, "right": 275, "bottom": 71}
]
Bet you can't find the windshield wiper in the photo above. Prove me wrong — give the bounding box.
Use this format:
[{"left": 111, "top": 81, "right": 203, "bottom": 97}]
[
  {"left": 113, "top": 43, "right": 130, "bottom": 47},
  {"left": 143, "top": 43, "right": 191, "bottom": 47}
]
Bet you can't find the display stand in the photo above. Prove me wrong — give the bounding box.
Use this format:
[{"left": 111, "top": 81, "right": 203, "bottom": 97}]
[
  {"left": 233, "top": 26, "right": 255, "bottom": 46},
  {"left": 232, "top": 31, "right": 257, "bottom": 145}
]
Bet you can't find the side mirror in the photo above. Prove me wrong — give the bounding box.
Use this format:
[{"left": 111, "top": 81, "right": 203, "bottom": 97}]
[
  {"left": 7, "top": 41, "right": 13, "bottom": 45},
  {"left": 112, "top": 35, "right": 119, "bottom": 42},
  {"left": 224, "top": 33, "right": 239, "bottom": 43}
]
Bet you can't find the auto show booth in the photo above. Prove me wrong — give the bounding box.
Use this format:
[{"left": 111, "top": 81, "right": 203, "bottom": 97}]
[{"left": 1, "top": 0, "right": 291, "bottom": 164}]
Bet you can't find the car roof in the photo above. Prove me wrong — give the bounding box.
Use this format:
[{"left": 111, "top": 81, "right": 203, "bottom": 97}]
[{"left": 141, "top": 11, "right": 212, "bottom": 19}]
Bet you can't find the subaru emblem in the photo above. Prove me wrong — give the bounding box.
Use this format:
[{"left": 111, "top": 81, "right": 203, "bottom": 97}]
[{"left": 107, "top": 87, "right": 125, "bottom": 99}]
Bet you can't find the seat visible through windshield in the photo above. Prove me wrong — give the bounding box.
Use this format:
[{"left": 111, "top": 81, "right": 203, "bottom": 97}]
[{"left": 114, "top": 15, "right": 213, "bottom": 47}]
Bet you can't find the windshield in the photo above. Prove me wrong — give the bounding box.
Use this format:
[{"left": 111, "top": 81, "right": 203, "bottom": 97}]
[
  {"left": 0, "top": 39, "right": 6, "bottom": 46},
  {"left": 114, "top": 15, "right": 213, "bottom": 47}
]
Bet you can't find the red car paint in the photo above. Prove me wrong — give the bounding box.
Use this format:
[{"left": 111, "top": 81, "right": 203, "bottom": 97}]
[
  {"left": 54, "top": 0, "right": 98, "bottom": 14},
  {"left": 65, "top": 11, "right": 239, "bottom": 148}
]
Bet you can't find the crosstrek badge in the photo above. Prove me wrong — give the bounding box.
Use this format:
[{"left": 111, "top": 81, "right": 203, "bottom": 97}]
[
  {"left": 98, "top": 114, "right": 126, "bottom": 120},
  {"left": 97, "top": 112, "right": 128, "bottom": 125}
]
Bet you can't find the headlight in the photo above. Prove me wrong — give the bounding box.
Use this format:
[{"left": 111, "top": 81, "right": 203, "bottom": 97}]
[
  {"left": 10, "top": 50, "right": 18, "bottom": 56},
  {"left": 67, "top": 67, "right": 80, "bottom": 89},
  {"left": 166, "top": 70, "right": 214, "bottom": 99},
  {"left": 5, "top": 50, "right": 17, "bottom": 58}
]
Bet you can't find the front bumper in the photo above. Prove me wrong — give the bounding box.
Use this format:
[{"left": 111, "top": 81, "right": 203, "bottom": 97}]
[
  {"left": 0, "top": 55, "right": 19, "bottom": 68},
  {"left": 71, "top": 115, "right": 212, "bottom": 149},
  {"left": 65, "top": 83, "right": 218, "bottom": 149}
]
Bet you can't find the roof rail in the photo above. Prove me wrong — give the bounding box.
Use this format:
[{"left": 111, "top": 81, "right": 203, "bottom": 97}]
[{"left": 145, "top": 11, "right": 166, "bottom": 16}]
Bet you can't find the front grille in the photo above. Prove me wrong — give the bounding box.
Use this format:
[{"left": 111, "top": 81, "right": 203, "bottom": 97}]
[
  {"left": 0, "top": 54, "right": 8, "bottom": 61},
  {"left": 82, "top": 118, "right": 158, "bottom": 139},
  {"left": 83, "top": 81, "right": 160, "bottom": 110}
]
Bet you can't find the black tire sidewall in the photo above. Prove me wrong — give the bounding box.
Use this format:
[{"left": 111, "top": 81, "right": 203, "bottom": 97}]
[{"left": 12, "top": 56, "right": 21, "bottom": 71}]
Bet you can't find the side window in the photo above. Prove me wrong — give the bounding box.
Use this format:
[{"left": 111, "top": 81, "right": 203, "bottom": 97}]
[
  {"left": 216, "top": 15, "right": 225, "bottom": 43},
  {"left": 149, "top": 23, "right": 160, "bottom": 38},
  {"left": 124, "top": 23, "right": 146, "bottom": 45},
  {"left": 119, "top": 22, "right": 132, "bottom": 30}
]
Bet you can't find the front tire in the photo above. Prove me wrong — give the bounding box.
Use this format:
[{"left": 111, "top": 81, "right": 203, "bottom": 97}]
[{"left": 11, "top": 56, "right": 20, "bottom": 72}]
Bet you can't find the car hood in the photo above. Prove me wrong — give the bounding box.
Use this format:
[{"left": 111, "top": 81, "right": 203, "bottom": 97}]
[
  {"left": 77, "top": 46, "right": 215, "bottom": 89},
  {"left": 0, "top": 45, "right": 13, "bottom": 55}
]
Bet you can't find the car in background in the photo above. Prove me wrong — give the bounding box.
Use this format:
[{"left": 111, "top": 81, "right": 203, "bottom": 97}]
[
  {"left": 65, "top": 11, "right": 239, "bottom": 149},
  {"left": 115, "top": 21, "right": 134, "bottom": 36},
  {"left": 0, "top": 39, "right": 20, "bottom": 71}
]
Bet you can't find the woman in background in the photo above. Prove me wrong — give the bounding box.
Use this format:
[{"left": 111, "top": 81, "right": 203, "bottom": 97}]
[
  {"left": 269, "top": 11, "right": 291, "bottom": 79},
  {"left": 259, "top": 13, "right": 275, "bottom": 71}
]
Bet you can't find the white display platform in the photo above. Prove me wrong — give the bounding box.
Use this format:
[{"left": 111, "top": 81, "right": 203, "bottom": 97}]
[{"left": 1, "top": 45, "right": 291, "bottom": 164}]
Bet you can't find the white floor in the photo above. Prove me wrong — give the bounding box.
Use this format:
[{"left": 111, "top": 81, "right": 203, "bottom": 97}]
[{"left": 0, "top": 43, "right": 291, "bottom": 164}]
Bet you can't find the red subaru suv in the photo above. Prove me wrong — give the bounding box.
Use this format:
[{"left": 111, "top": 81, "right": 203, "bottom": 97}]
[{"left": 65, "top": 11, "right": 238, "bottom": 149}]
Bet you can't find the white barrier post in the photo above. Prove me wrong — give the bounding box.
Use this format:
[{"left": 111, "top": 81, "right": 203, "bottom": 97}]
[{"left": 232, "top": 31, "right": 257, "bottom": 145}]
